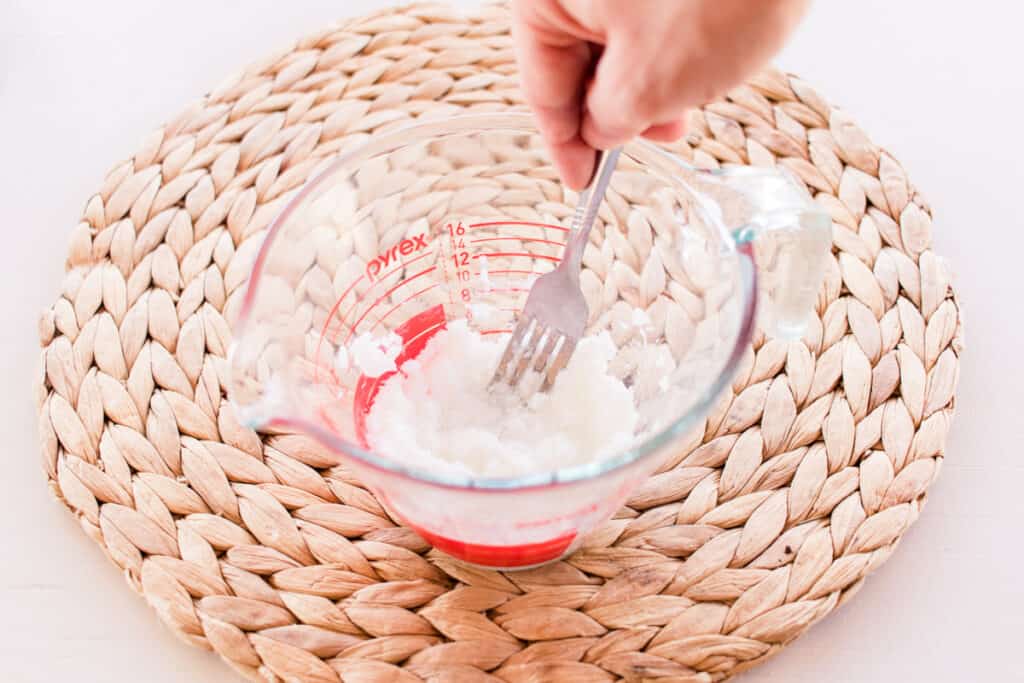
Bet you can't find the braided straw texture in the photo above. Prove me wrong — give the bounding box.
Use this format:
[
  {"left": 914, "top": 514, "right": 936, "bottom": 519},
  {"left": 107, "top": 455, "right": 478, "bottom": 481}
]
[{"left": 34, "top": 4, "right": 963, "bottom": 682}]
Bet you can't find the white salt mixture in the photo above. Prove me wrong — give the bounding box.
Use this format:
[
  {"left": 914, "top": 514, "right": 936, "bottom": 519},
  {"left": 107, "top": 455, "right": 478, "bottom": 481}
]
[
  {"left": 345, "top": 331, "right": 403, "bottom": 377},
  {"left": 365, "top": 321, "right": 639, "bottom": 478}
]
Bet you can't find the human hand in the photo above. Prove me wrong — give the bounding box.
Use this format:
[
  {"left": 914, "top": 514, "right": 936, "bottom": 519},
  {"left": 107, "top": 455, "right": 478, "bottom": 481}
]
[{"left": 511, "top": 0, "right": 810, "bottom": 188}]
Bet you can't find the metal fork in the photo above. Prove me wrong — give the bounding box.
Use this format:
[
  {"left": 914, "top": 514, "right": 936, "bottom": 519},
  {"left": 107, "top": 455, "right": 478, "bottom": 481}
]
[{"left": 491, "top": 148, "right": 621, "bottom": 389}]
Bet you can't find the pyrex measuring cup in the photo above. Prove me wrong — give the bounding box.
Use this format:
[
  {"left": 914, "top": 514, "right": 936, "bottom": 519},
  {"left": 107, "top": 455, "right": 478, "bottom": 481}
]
[{"left": 229, "top": 113, "right": 830, "bottom": 569}]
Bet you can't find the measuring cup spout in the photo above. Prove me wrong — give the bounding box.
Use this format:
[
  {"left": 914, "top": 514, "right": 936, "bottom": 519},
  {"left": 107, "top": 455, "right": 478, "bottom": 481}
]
[
  {"left": 723, "top": 168, "right": 831, "bottom": 339},
  {"left": 227, "top": 325, "right": 292, "bottom": 429},
  {"left": 227, "top": 265, "right": 315, "bottom": 431}
]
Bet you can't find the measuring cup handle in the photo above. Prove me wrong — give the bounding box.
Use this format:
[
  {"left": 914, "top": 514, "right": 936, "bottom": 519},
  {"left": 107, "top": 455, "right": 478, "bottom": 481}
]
[{"left": 727, "top": 169, "right": 832, "bottom": 339}]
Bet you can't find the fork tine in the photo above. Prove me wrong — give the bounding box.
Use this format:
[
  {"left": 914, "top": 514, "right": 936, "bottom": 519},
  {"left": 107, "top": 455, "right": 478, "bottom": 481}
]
[
  {"left": 488, "top": 149, "right": 618, "bottom": 391},
  {"left": 531, "top": 330, "right": 561, "bottom": 373},
  {"left": 491, "top": 315, "right": 534, "bottom": 384},
  {"left": 509, "top": 323, "right": 546, "bottom": 385},
  {"left": 542, "top": 336, "right": 576, "bottom": 390}
]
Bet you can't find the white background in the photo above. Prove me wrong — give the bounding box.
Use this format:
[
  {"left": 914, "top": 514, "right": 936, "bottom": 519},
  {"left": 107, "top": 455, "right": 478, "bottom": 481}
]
[{"left": 2, "top": 1, "right": 1022, "bottom": 681}]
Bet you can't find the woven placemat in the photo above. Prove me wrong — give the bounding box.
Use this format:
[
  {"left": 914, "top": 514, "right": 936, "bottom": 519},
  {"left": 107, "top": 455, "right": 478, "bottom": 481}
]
[{"left": 35, "top": 3, "right": 963, "bottom": 681}]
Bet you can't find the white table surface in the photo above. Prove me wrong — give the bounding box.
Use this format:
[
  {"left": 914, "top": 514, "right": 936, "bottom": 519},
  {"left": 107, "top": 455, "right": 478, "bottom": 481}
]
[{"left": 2, "top": 1, "right": 1022, "bottom": 681}]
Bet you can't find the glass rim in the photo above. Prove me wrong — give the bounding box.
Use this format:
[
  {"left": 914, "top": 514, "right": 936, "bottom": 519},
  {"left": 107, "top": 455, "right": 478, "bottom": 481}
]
[{"left": 231, "top": 111, "right": 759, "bottom": 492}]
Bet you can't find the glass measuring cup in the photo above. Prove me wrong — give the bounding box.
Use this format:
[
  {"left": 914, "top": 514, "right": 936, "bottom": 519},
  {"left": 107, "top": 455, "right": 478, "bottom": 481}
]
[{"left": 229, "top": 113, "right": 830, "bottom": 569}]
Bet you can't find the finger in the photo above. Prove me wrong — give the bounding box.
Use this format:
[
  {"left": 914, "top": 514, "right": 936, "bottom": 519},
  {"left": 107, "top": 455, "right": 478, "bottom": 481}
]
[
  {"left": 511, "top": 11, "right": 596, "bottom": 189},
  {"left": 641, "top": 118, "right": 688, "bottom": 143},
  {"left": 549, "top": 138, "right": 596, "bottom": 190},
  {"left": 580, "top": 40, "right": 653, "bottom": 149}
]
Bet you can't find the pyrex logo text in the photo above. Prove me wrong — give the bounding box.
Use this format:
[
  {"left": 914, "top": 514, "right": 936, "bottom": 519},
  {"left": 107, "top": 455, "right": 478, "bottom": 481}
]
[{"left": 365, "top": 232, "right": 429, "bottom": 280}]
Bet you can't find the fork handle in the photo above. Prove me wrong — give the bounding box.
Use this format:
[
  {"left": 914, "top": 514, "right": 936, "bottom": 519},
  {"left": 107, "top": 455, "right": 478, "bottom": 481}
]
[{"left": 563, "top": 147, "right": 622, "bottom": 274}]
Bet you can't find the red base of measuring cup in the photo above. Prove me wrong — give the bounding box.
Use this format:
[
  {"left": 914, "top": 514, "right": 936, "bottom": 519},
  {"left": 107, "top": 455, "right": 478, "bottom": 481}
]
[{"left": 407, "top": 523, "right": 577, "bottom": 568}]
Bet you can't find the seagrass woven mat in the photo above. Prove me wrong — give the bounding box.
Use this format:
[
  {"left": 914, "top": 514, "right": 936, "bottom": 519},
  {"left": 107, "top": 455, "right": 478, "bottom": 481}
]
[{"left": 35, "top": 3, "right": 963, "bottom": 681}]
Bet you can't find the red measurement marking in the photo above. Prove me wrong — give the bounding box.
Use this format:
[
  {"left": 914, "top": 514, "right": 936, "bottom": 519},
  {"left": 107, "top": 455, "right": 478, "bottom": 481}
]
[
  {"left": 344, "top": 266, "right": 437, "bottom": 344},
  {"left": 488, "top": 268, "right": 542, "bottom": 276},
  {"left": 473, "top": 252, "right": 561, "bottom": 262},
  {"left": 314, "top": 274, "right": 365, "bottom": 385},
  {"left": 469, "top": 236, "right": 566, "bottom": 248},
  {"left": 480, "top": 329, "right": 513, "bottom": 336},
  {"left": 469, "top": 220, "right": 570, "bottom": 233},
  {"left": 487, "top": 287, "right": 529, "bottom": 294},
  {"left": 331, "top": 298, "right": 368, "bottom": 346},
  {"left": 370, "top": 283, "right": 440, "bottom": 332}
]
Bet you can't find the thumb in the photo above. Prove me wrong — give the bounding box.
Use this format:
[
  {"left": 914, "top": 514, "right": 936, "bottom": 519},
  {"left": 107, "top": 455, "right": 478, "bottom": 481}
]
[{"left": 580, "top": 40, "right": 657, "bottom": 150}]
